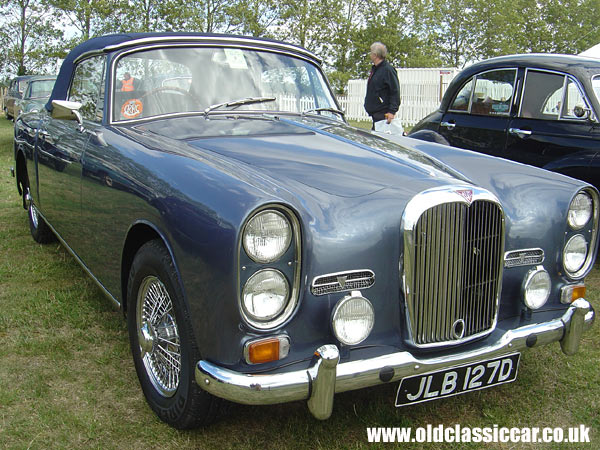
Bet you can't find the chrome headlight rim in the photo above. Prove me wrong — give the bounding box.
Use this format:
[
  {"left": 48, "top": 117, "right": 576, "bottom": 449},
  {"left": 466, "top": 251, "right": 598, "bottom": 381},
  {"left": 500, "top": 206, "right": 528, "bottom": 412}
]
[
  {"left": 563, "top": 234, "right": 588, "bottom": 275},
  {"left": 568, "top": 191, "right": 593, "bottom": 230},
  {"left": 522, "top": 266, "right": 551, "bottom": 310},
  {"left": 238, "top": 204, "right": 302, "bottom": 331},
  {"left": 241, "top": 268, "right": 290, "bottom": 323},
  {"left": 242, "top": 209, "right": 292, "bottom": 263},
  {"left": 564, "top": 188, "right": 599, "bottom": 280},
  {"left": 331, "top": 291, "right": 375, "bottom": 346}
]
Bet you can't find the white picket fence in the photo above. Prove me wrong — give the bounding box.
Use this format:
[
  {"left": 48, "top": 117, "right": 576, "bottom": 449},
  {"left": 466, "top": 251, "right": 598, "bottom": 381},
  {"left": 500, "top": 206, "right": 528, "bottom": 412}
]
[{"left": 337, "top": 68, "right": 459, "bottom": 126}]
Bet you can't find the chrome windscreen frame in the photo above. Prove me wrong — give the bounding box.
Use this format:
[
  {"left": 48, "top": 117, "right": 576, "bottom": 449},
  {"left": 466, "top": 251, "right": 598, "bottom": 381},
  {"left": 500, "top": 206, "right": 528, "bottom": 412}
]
[
  {"left": 106, "top": 41, "right": 336, "bottom": 126},
  {"left": 401, "top": 184, "right": 506, "bottom": 348}
]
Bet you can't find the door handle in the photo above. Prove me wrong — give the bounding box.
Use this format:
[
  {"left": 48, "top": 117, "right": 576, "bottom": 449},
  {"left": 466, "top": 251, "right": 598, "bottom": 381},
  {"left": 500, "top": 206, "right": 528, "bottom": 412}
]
[
  {"left": 509, "top": 128, "right": 532, "bottom": 139},
  {"left": 441, "top": 121, "right": 456, "bottom": 130}
]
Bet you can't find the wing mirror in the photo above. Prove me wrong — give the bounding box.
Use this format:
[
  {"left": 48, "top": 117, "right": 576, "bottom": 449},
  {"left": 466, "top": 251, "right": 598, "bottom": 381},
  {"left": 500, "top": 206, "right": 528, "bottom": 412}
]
[
  {"left": 573, "top": 104, "right": 591, "bottom": 119},
  {"left": 52, "top": 100, "right": 84, "bottom": 131}
]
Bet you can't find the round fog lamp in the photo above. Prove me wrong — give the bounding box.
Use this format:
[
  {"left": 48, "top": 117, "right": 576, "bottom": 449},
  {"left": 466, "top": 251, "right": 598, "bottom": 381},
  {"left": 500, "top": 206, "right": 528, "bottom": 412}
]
[
  {"left": 242, "top": 269, "right": 289, "bottom": 322},
  {"left": 563, "top": 234, "right": 588, "bottom": 274},
  {"left": 523, "top": 267, "right": 551, "bottom": 310},
  {"left": 332, "top": 292, "right": 374, "bottom": 345},
  {"left": 568, "top": 192, "right": 593, "bottom": 230}
]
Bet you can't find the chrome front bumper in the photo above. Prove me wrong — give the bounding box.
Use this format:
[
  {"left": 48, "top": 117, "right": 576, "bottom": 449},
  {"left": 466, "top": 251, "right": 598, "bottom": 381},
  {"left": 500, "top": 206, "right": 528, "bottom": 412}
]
[{"left": 196, "top": 299, "right": 595, "bottom": 420}]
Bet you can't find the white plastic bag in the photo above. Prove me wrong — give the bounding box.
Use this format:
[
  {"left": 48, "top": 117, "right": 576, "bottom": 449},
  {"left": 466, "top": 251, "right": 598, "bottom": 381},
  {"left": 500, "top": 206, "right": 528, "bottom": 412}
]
[{"left": 374, "top": 118, "right": 404, "bottom": 135}]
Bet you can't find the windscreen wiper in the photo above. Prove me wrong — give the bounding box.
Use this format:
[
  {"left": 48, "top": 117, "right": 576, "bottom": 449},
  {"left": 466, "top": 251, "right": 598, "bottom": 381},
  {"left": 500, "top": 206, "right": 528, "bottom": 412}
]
[
  {"left": 301, "top": 107, "right": 345, "bottom": 119},
  {"left": 204, "top": 97, "right": 276, "bottom": 116}
]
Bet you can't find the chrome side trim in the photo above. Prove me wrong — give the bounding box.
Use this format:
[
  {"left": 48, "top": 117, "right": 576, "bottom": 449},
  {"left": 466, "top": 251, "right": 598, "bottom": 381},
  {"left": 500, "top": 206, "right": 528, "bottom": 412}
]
[
  {"left": 504, "top": 248, "right": 545, "bottom": 267},
  {"left": 33, "top": 208, "right": 121, "bottom": 309},
  {"left": 311, "top": 269, "right": 375, "bottom": 296},
  {"left": 196, "top": 300, "right": 594, "bottom": 419}
]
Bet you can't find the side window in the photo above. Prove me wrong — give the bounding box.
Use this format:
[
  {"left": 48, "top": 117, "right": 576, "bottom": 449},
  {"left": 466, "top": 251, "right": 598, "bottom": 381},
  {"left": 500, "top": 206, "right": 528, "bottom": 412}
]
[
  {"left": 520, "top": 70, "right": 565, "bottom": 120},
  {"left": 69, "top": 55, "right": 106, "bottom": 122},
  {"left": 561, "top": 78, "right": 588, "bottom": 119},
  {"left": 470, "top": 69, "right": 516, "bottom": 116},
  {"left": 450, "top": 78, "right": 473, "bottom": 111}
]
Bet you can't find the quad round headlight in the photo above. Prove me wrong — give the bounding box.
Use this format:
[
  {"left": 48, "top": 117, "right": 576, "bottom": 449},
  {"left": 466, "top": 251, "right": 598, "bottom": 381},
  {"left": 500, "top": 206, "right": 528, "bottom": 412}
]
[
  {"left": 568, "top": 192, "right": 593, "bottom": 230},
  {"left": 563, "top": 234, "right": 588, "bottom": 274},
  {"left": 523, "top": 267, "right": 551, "bottom": 310},
  {"left": 242, "top": 269, "right": 289, "bottom": 323},
  {"left": 243, "top": 210, "right": 292, "bottom": 263},
  {"left": 331, "top": 292, "right": 374, "bottom": 345}
]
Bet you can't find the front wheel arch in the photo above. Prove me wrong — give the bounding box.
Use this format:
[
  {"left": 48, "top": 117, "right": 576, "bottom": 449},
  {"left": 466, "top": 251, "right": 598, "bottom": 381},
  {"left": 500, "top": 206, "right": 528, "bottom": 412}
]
[{"left": 121, "top": 222, "right": 183, "bottom": 317}]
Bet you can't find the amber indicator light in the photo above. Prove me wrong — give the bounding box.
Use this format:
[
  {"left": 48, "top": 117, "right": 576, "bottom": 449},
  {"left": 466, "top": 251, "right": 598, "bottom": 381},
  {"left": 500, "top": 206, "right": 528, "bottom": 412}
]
[
  {"left": 248, "top": 338, "right": 280, "bottom": 364},
  {"left": 572, "top": 285, "right": 586, "bottom": 302}
]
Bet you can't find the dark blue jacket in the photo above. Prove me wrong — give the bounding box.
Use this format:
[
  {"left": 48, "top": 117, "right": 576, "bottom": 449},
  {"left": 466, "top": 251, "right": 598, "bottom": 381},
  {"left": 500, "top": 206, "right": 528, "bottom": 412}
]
[{"left": 364, "top": 60, "right": 400, "bottom": 116}]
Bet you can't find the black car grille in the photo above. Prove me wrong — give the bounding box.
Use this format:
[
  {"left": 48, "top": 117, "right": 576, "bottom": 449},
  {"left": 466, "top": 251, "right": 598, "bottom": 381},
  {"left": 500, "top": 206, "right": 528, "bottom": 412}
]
[{"left": 405, "top": 200, "right": 504, "bottom": 346}]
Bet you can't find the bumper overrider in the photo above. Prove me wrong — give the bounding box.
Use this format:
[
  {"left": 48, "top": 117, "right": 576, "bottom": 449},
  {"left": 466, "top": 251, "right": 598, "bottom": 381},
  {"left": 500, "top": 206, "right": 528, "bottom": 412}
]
[{"left": 196, "top": 299, "right": 595, "bottom": 420}]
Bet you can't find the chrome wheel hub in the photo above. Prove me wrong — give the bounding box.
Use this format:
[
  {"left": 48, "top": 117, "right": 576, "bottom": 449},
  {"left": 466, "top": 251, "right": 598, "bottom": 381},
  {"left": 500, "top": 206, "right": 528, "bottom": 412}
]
[
  {"left": 26, "top": 189, "right": 39, "bottom": 229},
  {"left": 137, "top": 276, "right": 181, "bottom": 398}
]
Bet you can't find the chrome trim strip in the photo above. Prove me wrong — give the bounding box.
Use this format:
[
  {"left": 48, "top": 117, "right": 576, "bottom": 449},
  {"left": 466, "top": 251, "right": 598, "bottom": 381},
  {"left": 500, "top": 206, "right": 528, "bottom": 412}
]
[
  {"left": 504, "top": 248, "right": 545, "bottom": 267},
  {"left": 196, "top": 300, "right": 594, "bottom": 417},
  {"left": 34, "top": 208, "right": 121, "bottom": 308}
]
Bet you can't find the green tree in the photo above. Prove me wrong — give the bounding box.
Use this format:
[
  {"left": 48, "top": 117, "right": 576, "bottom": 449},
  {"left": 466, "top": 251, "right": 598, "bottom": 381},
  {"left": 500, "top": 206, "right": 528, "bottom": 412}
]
[{"left": 0, "top": 0, "right": 63, "bottom": 75}]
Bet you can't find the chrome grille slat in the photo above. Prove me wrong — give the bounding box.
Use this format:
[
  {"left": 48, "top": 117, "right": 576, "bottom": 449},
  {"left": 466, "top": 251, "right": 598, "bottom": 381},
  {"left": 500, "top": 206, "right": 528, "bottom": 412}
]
[
  {"left": 311, "top": 270, "right": 375, "bottom": 296},
  {"left": 405, "top": 197, "right": 504, "bottom": 346}
]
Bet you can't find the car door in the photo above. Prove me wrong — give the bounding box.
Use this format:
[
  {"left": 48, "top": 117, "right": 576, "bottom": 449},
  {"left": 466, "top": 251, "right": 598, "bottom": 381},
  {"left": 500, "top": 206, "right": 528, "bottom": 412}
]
[
  {"left": 438, "top": 68, "right": 517, "bottom": 158},
  {"left": 36, "top": 55, "right": 106, "bottom": 254},
  {"left": 505, "top": 69, "right": 600, "bottom": 183}
]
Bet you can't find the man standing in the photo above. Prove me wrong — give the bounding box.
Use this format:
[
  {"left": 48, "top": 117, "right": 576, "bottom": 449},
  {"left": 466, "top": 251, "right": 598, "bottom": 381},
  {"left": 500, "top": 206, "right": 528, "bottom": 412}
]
[{"left": 364, "top": 42, "right": 400, "bottom": 129}]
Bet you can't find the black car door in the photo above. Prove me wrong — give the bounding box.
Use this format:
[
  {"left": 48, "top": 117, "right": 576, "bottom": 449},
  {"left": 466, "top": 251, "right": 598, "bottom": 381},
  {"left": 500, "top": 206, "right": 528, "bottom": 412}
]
[
  {"left": 438, "top": 68, "right": 517, "bottom": 158},
  {"left": 505, "top": 69, "right": 600, "bottom": 185}
]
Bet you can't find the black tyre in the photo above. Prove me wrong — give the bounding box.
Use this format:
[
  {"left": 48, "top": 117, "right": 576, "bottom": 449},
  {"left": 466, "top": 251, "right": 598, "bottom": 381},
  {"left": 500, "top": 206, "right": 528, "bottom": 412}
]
[
  {"left": 26, "top": 188, "right": 55, "bottom": 244},
  {"left": 127, "top": 240, "right": 218, "bottom": 429}
]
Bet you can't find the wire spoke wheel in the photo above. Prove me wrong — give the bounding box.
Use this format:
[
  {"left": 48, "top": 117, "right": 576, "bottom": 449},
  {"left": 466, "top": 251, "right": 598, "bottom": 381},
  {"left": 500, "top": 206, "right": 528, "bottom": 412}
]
[{"left": 136, "top": 276, "right": 181, "bottom": 397}]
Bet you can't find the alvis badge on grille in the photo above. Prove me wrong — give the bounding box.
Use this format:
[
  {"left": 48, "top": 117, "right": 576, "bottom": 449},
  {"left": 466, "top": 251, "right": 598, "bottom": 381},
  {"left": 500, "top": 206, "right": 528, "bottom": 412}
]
[{"left": 455, "top": 189, "right": 473, "bottom": 204}]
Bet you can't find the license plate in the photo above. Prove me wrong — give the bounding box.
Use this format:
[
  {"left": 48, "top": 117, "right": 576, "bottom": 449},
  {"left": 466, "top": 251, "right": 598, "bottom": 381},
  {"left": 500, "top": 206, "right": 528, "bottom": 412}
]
[{"left": 395, "top": 353, "right": 520, "bottom": 406}]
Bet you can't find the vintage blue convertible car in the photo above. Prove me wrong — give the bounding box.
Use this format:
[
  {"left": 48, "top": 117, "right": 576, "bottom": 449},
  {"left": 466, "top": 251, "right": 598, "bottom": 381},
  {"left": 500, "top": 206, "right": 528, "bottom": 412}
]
[{"left": 13, "top": 33, "right": 598, "bottom": 429}]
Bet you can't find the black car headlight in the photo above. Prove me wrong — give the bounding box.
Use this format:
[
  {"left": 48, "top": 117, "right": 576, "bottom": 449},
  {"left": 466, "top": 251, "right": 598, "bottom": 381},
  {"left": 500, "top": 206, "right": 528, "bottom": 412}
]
[{"left": 239, "top": 206, "right": 301, "bottom": 330}]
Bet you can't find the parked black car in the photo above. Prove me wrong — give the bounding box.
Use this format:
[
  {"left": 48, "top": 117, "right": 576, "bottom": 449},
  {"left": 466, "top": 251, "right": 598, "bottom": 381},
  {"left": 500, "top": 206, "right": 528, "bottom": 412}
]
[{"left": 410, "top": 54, "right": 600, "bottom": 190}]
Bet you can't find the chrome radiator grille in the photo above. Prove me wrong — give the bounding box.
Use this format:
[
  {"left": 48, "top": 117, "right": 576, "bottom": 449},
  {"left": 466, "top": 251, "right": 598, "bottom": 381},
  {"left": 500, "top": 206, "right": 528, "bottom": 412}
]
[{"left": 404, "top": 198, "right": 504, "bottom": 346}]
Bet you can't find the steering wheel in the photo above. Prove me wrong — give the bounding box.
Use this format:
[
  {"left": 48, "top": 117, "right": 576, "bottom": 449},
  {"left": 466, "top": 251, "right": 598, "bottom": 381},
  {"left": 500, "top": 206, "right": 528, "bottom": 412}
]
[{"left": 139, "top": 86, "right": 202, "bottom": 107}]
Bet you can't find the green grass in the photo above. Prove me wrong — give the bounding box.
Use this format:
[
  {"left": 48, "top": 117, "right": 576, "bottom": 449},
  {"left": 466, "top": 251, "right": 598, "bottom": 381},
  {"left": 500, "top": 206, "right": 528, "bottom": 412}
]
[{"left": 0, "top": 116, "right": 598, "bottom": 449}]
